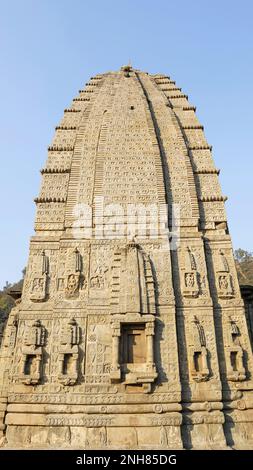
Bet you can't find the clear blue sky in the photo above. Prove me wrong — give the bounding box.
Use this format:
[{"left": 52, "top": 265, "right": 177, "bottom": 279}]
[{"left": 0, "top": 0, "right": 252, "bottom": 288}]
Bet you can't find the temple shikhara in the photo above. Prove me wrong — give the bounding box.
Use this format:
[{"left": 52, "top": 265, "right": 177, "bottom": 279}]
[{"left": 1, "top": 66, "right": 253, "bottom": 449}]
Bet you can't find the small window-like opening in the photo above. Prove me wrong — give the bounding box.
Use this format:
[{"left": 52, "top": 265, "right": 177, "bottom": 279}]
[
  {"left": 24, "top": 355, "right": 37, "bottom": 375},
  {"left": 194, "top": 351, "right": 202, "bottom": 372},
  {"left": 121, "top": 324, "right": 146, "bottom": 364},
  {"left": 63, "top": 353, "right": 75, "bottom": 375},
  {"left": 230, "top": 351, "right": 238, "bottom": 371}
]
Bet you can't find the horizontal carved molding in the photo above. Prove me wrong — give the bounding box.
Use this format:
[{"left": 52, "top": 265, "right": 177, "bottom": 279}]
[
  {"left": 162, "top": 87, "right": 182, "bottom": 92},
  {"left": 55, "top": 126, "right": 77, "bottom": 130},
  {"left": 199, "top": 195, "right": 227, "bottom": 202},
  {"left": 182, "top": 125, "right": 204, "bottom": 130},
  {"left": 40, "top": 168, "right": 70, "bottom": 174},
  {"left": 73, "top": 97, "right": 90, "bottom": 102},
  {"left": 183, "top": 106, "right": 196, "bottom": 112},
  {"left": 188, "top": 145, "right": 212, "bottom": 151},
  {"left": 168, "top": 94, "right": 188, "bottom": 99},
  {"left": 153, "top": 75, "right": 171, "bottom": 80},
  {"left": 48, "top": 145, "right": 74, "bottom": 151},
  {"left": 64, "top": 108, "right": 81, "bottom": 113},
  {"left": 34, "top": 197, "right": 66, "bottom": 203},
  {"left": 194, "top": 168, "right": 220, "bottom": 175}
]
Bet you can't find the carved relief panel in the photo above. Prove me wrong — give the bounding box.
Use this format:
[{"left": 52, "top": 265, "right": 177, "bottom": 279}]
[
  {"left": 85, "top": 315, "right": 112, "bottom": 385},
  {"left": 55, "top": 245, "right": 88, "bottom": 300},
  {"left": 179, "top": 245, "right": 210, "bottom": 302},
  {"left": 225, "top": 316, "right": 246, "bottom": 382},
  {"left": 89, "top": 244, "right": 112, "bottom": 299},
  {"left": 188, "top": 316, "right": 210, "bottom": 382},
  {"left": 29, "top": 250, "right": 49, "bottom": 302},
  {"left": 58, "top": 318, "right": 81, "bottom": 385},
  {"left": 144, "top": 243, "right": 174, "bottom": 306},
  {"left": 19, "top": 320, "right": 46, "bottom": 385},
  {"left": 181, "top": 247, "right": 199, "bottom": 297},
  {"left": 110, "top": 242, "right": 156, "bottom": 314},
  {"left": 216, "top": 250, "right": 234, "bottom": 299}
]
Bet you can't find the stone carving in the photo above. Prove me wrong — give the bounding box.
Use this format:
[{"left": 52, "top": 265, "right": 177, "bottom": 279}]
[
  {"left": 216, "top": 250, "right": 234, "bottom": 298},
  {"left": 90, "top": 264, "right": 108, "bottom": 289},
  {"left": 110, "top": 242, "right": 156, "bottom": 315},
  {"left": 226, "top": 317, "right": 246, "bottom": 382},
  {"left": 110, "top": 315, "right": 157, "bottom": 389},
  {"left": 2, "top": 66, "right": 253, "bottom": 450},
  {"left": 58, "top": 318, "right": 81, "bottom": 385},
  {"left": 189, "top": 316, "right": 210, "bottom": 382},
  {"left": 181, "top": 247, "right": 199, "bottom": 297},
  {"left": 20, "top": 320, "right": 46, "bottom": 385},
  {"left": 30, "top": 250, "right": 48, "bottom": 301},
  {"left": 65, "top": 248, "right": 82, "bottom": 298}
]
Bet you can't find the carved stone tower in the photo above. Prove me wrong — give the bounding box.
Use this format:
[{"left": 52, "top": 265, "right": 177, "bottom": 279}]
[{"left": 1, "top": 66, "right": 253, "bottom": 449}]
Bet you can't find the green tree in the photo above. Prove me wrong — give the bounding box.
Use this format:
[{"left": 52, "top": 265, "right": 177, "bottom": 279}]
[{"left": 234, "top": 248, "right": 253, "bottom": 263}]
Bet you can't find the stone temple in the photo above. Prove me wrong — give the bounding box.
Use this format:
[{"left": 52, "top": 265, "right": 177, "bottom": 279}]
[{"left": 1, "top": 65, "right": 253, "bottom": 449}]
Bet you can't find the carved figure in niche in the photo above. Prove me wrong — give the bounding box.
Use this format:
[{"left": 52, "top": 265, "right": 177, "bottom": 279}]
[
  {"left": 90, "top": 264, "right": 108, "bottom": 289},
  {"left": 226, "top": 317, "right": 246, "bottom": 382},
  {"left": 20, "top": 320, "right": 46, "bottom": 385},
  {"left": 65, "top": 248, "right": 82, "bottom": 299},
  {"left": 65, "top": 273, "right": 79, "bottom": 297},
  {"left": 185, "top": 272, "right": 195, "bottom": 288},
  {"left": 190, "top": 316, "right": 210, "bottom": 382},
  {"left": 219, "top": 275, "right": 228, "bottom": 291},
  {"left": 182, "top": 247, "right": 199, "bottom": 298},
  {"left": 58, "top": 318, "right": 81, "bottom": 385},
  {"left": 216, "top": 250, "right": 234, "bottom": 298},
  {"left": 30, "top": 250, "right": 49, "bottom": 302},
  {"left": 8, "top": 315, "right": 18, "bottom": 349}
]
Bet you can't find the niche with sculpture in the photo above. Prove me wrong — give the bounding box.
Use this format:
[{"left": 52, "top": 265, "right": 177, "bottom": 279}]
[
  {"left": 58, "top": 318, "right": 81, "bottom": 385},
  {"left": 216, "top": 250, "right": 234, "bottom": 299},
  {"left": 189, "top": 316, "right": 210, "bottom": 382},
  {"left": 181, "top": 247, "right": 199, "bottom": 298},
  {"left": 20, "top": 320, "right": 46, "bottom": 385},
  {"left": 226, "top": 317, "right": 246, "bottom": 382},
  {"left": 109, "top": 241, "right": 157, "bottom": 391},
  {"left": 30, "top": 250, "right": 49, "bottom": 302},
  {"left": 65, "top": 248, "right": 83, "bottom": 299}
]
